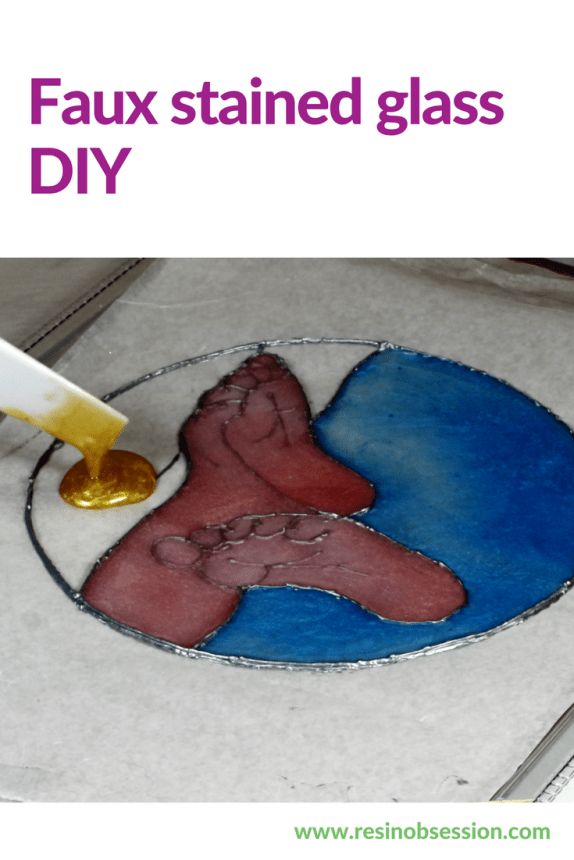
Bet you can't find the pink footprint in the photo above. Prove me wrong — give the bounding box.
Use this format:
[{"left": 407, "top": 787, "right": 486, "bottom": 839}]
[
  {"left": 82, "top": 354, "right": 465, "bottom": 648},
  {"left": 153, "top": 513, "right": 464, "bottom": 623}
]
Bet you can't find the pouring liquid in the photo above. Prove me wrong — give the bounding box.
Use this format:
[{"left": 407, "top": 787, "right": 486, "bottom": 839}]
[{"left": 4, "top": 394, "right": 156, "bottom": 510}]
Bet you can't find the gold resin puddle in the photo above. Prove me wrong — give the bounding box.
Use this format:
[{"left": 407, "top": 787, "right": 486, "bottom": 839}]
[{"left": 59, "top": 449, "right": 157, "bottom": 509}]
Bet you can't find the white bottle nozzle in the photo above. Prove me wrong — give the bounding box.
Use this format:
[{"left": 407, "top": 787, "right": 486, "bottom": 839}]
[{"left": 0, "top": 337, "right": 128, "bottom": 475}]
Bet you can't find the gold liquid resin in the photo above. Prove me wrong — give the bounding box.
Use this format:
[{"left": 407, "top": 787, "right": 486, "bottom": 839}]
[
  {"left": 59, "top": 450, "right": 157, "bottom": 509},
  {"left": 3, "top": 393, "right": 156, "bottom": 510},
  {"left": 3, "top": 391, "right": 126, "bottom": 478}
]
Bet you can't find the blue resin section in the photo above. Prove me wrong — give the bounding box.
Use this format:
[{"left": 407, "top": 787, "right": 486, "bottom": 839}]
[{"left": 202, "top": 348, "right": 574, "bottom": 663}]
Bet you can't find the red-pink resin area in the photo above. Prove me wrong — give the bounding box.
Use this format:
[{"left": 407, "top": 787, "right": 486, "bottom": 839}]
[{"left": 82, "top": 354, "right": 465, "bottom": 647}]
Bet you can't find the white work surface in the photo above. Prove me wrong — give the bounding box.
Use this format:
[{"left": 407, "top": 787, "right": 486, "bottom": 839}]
[{"left": 1, "top": 258, "right": 573, "bottom": 802}]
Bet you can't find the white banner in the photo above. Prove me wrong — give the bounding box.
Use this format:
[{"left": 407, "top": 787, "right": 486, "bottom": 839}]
[
  {"left": 1, "top": 0, "right": 572, "bottom": 255},
  {"left": 0, "top": 802, "right": 569, "bottom": 858}
]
